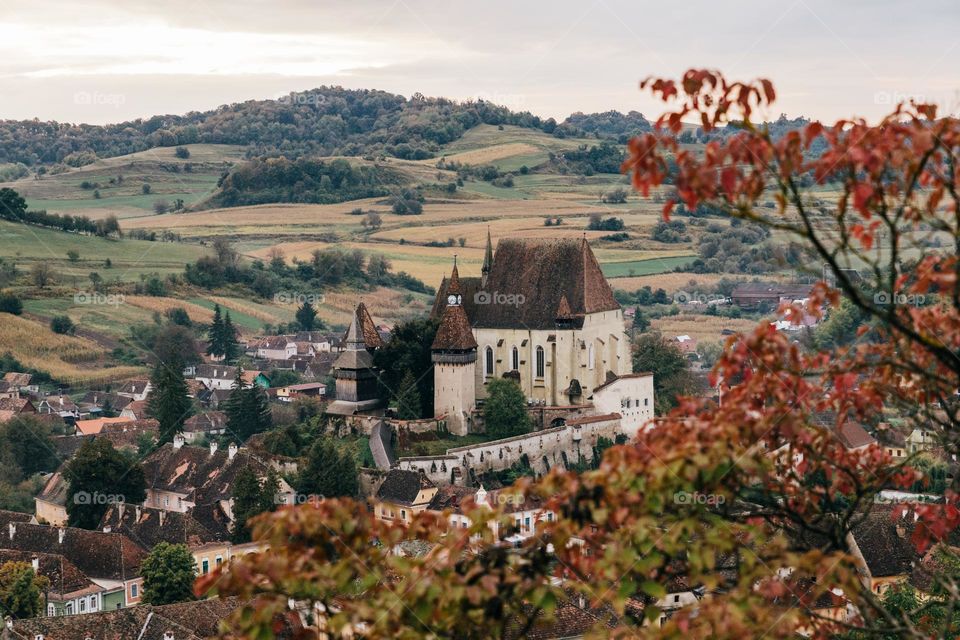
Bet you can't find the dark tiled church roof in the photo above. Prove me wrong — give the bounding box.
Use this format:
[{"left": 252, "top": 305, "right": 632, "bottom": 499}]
[{"left": 432, "top": 238, "right": 620, "bottom": 330}]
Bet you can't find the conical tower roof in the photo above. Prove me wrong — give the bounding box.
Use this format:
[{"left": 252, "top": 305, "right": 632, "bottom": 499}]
[{"left": 432, "top": 263, "right": 477, "bottom": 352}]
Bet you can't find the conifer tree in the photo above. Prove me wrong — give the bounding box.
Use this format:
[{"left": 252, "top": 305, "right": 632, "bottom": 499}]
[
  {"left": 147, "top": 351, "right": 192, "bottom": 444},
  {"left": 222, "top": 311, "right": 240, "bottom": 361},
  {"left": 393, "top": 370, "right": 422, "bottom": 420},
  {"left": 206, "top": 304, "right": 224, "bottom": 357}
]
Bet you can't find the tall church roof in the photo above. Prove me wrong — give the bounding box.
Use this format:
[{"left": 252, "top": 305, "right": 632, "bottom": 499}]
[
  {"left": 334, "top": 305, "right": 375, "bottom": 370},
  {"left": 341, "top": 301, "right": 384, "bottom": 349},
  {"left": 431, "top": 237, "right": 620, "bottom": 330}
]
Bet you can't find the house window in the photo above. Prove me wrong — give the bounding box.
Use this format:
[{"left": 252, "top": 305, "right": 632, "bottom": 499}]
[
  {"left": 511, "top": 346, "right": 519, "bottom": 371},
  {"left": 535, "top": 346, "right": 545, "bottom": 378},
  {"left": 644, "top": 398, "right": 649, "bottom": 407},
  {"left": 202, "top": 559, "right": 209, "bottom": 574},
  {"left": 47, "top": 603, "right": 55, "bottom": 616},
  {"left": 674, "top": 594, "right": 681, "bottom": 603},
  {"left": 131, "top": 584, "right": 138, "bottom": 598},
  {"left": 65, "top": 603, "right": 72, "bottom": 615},
  {"left": 587, "top": 344, "right": 595, "bottom": 370},
  {"left": 484, "top": 347, "right": 494, "bottom": 377},
  {"left": 79, "top": 599, "right": 85, "bottom": 612},
  {"left": 164, "top": 496, "right": 169, "bottom": 507},
  {"left": 216, "top": 556, "right": 223, "bottom": 567},
  {"left": 401, "top": 509, "right": 406, "bottom": 520}
]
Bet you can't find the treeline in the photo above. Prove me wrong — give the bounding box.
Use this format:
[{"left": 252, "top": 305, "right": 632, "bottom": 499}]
[
  {"left": 210, "top": 157, "right": 402, "bottom": 207},
  {"left": 560, "top": 110, "right": 653, "bottom": 141},
  {"left": 184, "top": 239, "right": 432, "bottom": 298},
  {"left": 552, "top": 141, "right": 625, "bottom": 174},
  {"left": 685, "top": 219, "right": 802, "bottom": 274},
  {"left": 0, "top": 187, "right": 120, "bottom": 237}
]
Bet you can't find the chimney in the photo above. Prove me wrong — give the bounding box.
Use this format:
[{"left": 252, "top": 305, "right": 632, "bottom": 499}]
[
  {"left": 228, "top": 443, "right": 238, "bottom": 460},
  {"left": 7, "top": 523, "right": 14, "bottom": 540},
  {"left": 159, "top": 511, "right": 165, "bottom": 526},
  {"left": 135, "top": 506, "right": 141, "bottom": 520},
  {"left": 173, "top": 434, "right": 185, "bottom": 449},
  {"left": 58, "top": 528, "right": 65, "bottom": 544},
  {"left": 118, "top": 503, "right": 125, "bottom": 520},
  {"left": 209, "top": 441, "right": 218, "bottom": 457},
  {"left": 31, "top": 558, "right": 38, "bottom": 571}
]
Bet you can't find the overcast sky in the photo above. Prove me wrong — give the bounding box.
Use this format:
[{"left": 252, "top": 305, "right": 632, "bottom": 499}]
[{"left": 1, "top": 0, "right": 958, "bottom": 125}]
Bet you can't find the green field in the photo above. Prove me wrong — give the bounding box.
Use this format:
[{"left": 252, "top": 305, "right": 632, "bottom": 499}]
[
  {"left": 0, "top": 219, "right": 208, "bottom": 281},
  {"left": 601, "top": 255, "right": 694, "bottom": 278},
  {"left": 0, "top": 143, "right": 243, "bottom": 218}
]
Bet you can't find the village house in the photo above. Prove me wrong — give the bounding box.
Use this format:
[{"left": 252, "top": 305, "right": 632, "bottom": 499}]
[
  {"left": 0, "top": 380, "right": 16, "bottom": 400},
  {"left": 273, "top": 382, "right": 326, "bottom": 402},
  {"left": 77, "top": 391, "right": 133, "bottom": 417},
  {"left": 373, "top": 469, "right": 438, "bottom": 524},
  {"left": 0, "top": 397, "right": 36, "bottom": 422},
  {"left": 5, "top": 597, "right": 252, "bottom": 638},
  {"left": 848, "top": 504, "right": 924, "bottom": 596},
  {"left": 0, "top": 520, "right": 146, "bottom": 610},
  {"left": 730, "top": 281, "right": 815, "bottom": 310},
  {"left": 194, "top": 364, "right": 238, "bottom": 391},
  {"left": 96, "top": 503, "right": 254, "bottom": 579},
  {"left": 426, "top": 484, "right": 555, "bottom": 544},
  {"left": 119, "top": 399, "right": 149, "bottom": 421},
  {"left": 181, "top": 411, "right": 228, "bottom": 442},
  {"left": 3, "top": 372, "right": 37, "bottom": 395},
  {"left": 116, "top": 379, "right": 152, "bottom": 402},
  {"left": 0, "top": 549, "right": 108, "bottom": 617},
  {"left": 140, "top": 436, "right": 295, "bottom": 522},
  {"left": 252, "top": 335, "right": 298, "bottom": 360},
  {"left": 74, "top": 415, "right": 136, "bottom": 436},
  {"left": 35, "top": 394, "right": 80, "bottom": 422}
]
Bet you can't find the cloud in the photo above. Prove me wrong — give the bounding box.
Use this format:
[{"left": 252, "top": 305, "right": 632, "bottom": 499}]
[{"left": 0, "top": 0, "right": 957, "bottom": 124}]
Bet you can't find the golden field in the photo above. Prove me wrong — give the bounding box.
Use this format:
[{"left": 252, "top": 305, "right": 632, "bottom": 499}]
[
  {"left": 650, "top": 314, "right": 764, "bottom": 346},
  {"left": 124, "top": 296, "right": 216, "bottom": 323},
  {"left": 0, "top": 315, "right": 145, "bottom": 384}
]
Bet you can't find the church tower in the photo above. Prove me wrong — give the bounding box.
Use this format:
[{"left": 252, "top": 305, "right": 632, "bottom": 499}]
[
  {"left": 327, "top": 305, "right": 384, "bottom": 416},
  {"left": 432, "top": 260, "right": 478, "bottom": 436}
]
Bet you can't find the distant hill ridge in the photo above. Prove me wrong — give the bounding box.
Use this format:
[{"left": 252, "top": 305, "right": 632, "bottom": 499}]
[{"left": 0, "top": 87, "right": 659, "bottom": 168}]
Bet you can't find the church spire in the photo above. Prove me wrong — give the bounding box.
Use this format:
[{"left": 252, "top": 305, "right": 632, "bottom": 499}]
[{"left": 481, "top": 227, "right": 493, "bottom": 286}]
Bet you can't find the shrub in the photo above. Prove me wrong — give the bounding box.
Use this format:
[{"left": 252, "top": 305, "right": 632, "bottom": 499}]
[{"left": 50, "top": 315, "right": 75, "bottom": 335}]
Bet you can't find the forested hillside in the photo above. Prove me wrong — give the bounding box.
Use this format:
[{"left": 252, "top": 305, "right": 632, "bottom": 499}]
[{"left": 0, "top": 88, "right": 559, "bottom": 167}]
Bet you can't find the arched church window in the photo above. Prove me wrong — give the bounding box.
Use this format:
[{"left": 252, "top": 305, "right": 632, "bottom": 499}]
[
  {"left": 484, "top": 346, "right": 494, "bottom": 376},
  {"left": 511, "top": 346, "right": 519, "bottom": 371},
  {"left": 535, "top": 346, "right": 545, "bottom": 378}
]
